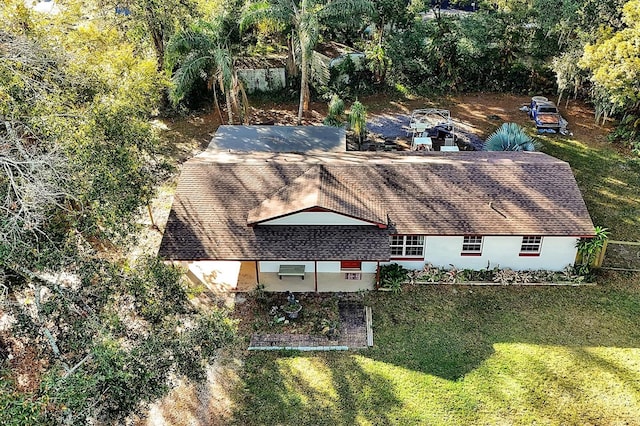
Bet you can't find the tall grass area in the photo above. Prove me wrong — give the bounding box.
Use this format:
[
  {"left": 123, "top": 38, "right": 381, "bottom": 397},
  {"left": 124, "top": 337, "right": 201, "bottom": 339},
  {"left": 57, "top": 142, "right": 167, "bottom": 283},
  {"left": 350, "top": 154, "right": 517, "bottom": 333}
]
[{"left": 231, "top": 133, "right": 640, "bottom": 426}]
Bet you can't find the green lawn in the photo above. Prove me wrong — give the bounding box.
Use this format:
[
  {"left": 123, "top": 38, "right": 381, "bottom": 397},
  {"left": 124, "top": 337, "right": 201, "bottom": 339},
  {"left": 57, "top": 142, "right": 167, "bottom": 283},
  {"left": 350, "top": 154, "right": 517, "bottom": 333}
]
[
  {"left": 542, "top": 136, "right": 640, "bottom": 241},
  {"left": 233, "top": 277, "right": 640, "bottom": 425},
  {"left": 230, "top": 134, "right": 640, "bottom": 425}
]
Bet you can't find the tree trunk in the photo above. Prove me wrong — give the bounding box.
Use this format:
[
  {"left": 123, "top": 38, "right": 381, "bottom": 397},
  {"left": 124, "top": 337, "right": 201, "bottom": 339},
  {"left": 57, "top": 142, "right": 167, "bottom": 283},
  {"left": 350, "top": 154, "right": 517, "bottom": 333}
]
[
  {"left": 286, "top": 33, "right": 298, "bottom": 78},
  {"left": 144, "top": 5, "right": 165, "bottom": 72},
  {"left": 212, "top": 86, "right": 224, "bottom": 124},
  {"left": 152, "top": 31, "right": 164, "bottom": 72},
  {"left": 226, "top": 94, "right": 233, "bottom": 125},
  {"left": 297, "top": 53, "right": 309, "bottom": 125},
  {"left": 217, "top": 75, "right": 234, "bottom": 125},
  {"left": 237, "top": 77, "right": 250, "bottom": 124}
]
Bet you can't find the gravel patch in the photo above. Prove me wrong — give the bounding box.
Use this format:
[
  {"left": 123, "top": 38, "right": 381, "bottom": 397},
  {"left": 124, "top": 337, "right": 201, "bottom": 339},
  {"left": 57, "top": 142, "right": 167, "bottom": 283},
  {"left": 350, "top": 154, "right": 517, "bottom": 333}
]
[{"left": 367, "top": 112, "right": 485, "bottom": 150}]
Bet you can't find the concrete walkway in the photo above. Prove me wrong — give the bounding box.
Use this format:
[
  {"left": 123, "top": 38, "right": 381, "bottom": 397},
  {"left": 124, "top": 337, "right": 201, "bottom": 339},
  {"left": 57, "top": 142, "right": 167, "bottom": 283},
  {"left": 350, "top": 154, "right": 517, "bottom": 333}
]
[{"left": 249, "top": 302, "right": 371, "bottom": 351}]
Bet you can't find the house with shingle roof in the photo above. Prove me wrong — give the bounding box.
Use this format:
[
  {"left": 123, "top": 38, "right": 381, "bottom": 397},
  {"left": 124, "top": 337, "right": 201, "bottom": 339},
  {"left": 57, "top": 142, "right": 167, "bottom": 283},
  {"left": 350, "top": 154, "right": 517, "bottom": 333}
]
[{"left": 159, "top": 131, "right": 595, "bottom": 292}]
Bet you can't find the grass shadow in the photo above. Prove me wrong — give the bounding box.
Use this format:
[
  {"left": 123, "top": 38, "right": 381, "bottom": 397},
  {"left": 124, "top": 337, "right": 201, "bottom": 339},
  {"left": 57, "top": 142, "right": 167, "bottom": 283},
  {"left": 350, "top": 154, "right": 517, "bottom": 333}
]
[
  {"left": 542, "top": 137, "right": 640, "bottom": 241},
  {"left": 365, "top": 279, "right": 640, "bottom": 381},
  {"left": 232, "top": 352, "right": 402, "bottom": 425}
]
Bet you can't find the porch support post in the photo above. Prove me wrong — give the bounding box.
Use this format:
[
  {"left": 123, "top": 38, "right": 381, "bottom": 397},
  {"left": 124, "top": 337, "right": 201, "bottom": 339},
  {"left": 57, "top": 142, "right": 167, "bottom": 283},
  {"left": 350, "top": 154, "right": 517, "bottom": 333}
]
[
  {"left": 314, "top": 260, "right": 318, "bottom": 293},
  {"left": 376, "top": 261, "right": 380, "bottom": 289},
  {"left": 255, "top": 261, "right": 260, "bottom": 285}
]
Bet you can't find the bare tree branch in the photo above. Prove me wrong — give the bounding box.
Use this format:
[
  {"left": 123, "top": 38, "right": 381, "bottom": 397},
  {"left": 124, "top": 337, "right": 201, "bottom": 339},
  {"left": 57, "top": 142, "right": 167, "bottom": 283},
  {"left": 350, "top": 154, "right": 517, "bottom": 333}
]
[{"left": 0, "top": 121, "right": 74, "bottom": 249}]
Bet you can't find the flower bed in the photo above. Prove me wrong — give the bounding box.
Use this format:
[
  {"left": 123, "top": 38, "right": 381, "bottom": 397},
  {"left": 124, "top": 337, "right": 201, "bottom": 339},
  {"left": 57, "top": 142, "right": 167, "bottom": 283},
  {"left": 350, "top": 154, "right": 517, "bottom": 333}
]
[
  {"left": 412, "top": 264, "right": 589, "bottom": 285},
  {"left": 247, "top": 289, "right": 341, "bottom": 338},
  {"left": 378, "top": 264, "right": 591, "bottom": 290}
]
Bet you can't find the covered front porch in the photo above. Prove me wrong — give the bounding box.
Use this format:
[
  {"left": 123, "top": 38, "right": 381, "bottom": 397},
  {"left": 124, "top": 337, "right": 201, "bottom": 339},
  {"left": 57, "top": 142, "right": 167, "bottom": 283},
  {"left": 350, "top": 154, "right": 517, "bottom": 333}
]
[
  {"left": 180, "top": 260, "right": 380, "bottom": 293},
  {"left": 257, "top": 261, "right": 378, "bottom": 292}
]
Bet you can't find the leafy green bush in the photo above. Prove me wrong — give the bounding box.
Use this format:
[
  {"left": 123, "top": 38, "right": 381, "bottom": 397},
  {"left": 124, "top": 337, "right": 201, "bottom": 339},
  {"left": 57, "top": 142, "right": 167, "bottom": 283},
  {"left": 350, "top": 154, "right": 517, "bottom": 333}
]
[
  {"left": 0, "top": 372, "right": 47, "bottom": 426},
  {"left": 609, "top": 115, "right": 640, "bottom": 154},
  {"left": 127, "top": 257, "right": 188, "bottom": 324},
  {"left": 327, "top": 55, "right": 375, "bottom": 98},
  {"left": 323, "top": 94, "right": 345, "bottom": 127},
  {"left": 379, "top": 263, "right": 410, "bottom": 293},
  {"left": 576, "top": 226, "right": 609, "bottom": 275}
]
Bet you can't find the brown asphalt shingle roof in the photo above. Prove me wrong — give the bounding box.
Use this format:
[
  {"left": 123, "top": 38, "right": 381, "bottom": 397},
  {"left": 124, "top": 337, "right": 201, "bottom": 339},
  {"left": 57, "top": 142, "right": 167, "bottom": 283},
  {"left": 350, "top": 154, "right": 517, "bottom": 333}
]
[
  {"left": 159, "top": 151, "right": 595, "bottom": 261},
  {"left": 247, "top": 165, "right": 387, "bottom": 225}
]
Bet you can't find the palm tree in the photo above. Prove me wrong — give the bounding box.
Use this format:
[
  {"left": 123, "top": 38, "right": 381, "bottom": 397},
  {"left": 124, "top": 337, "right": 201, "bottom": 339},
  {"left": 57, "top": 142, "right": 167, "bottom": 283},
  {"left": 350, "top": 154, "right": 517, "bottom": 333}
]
[
  {"left": 167, "top": 22, "right": 248, "bottom": 124},
  {"left": 241, "top": 0, "right": 372, "bottom": 125},
  {"left": 349, "top": 100, "right": 367, "bottom": 148},
  {"left": 483, "top": 123, "right": 539, "bottom": 151}
]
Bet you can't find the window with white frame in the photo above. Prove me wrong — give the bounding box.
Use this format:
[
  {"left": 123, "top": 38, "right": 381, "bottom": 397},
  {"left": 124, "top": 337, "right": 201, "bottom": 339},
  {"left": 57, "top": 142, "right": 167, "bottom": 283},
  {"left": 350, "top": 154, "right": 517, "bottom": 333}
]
[
  {"left": 520, "top": 236, "right": 542, "bottom": 253},
  {"left": 390, "top": 235, "right": 425, "bottom": 257},
  {"left": 462, "top": 236, "right": 483, "bottom": 254}
]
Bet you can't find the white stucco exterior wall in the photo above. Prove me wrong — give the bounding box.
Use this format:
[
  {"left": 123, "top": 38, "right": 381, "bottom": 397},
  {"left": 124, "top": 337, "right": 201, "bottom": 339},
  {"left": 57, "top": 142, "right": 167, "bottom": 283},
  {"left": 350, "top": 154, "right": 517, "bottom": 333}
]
[
  {"left": 259, "top": 261, "right": 315, "bottom": 272},
  {"left": 260, "top": 212, "right": 374, "bottom": 226},
  {"left": 316, "top": 261, "right": 377, "bottom": 273},
  {"left": 388, "top": 236, "right": 579, "bottom": 271},
  {"left": 260, "top": 261, "right": 377, "bottom": 274},
  {"left": 257, "top": 261, "right": 378, "bottom": 292}
]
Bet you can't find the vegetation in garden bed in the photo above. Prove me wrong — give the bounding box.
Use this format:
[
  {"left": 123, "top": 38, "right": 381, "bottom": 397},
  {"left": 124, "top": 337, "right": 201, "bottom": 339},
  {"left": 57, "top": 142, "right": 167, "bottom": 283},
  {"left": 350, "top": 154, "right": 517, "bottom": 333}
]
[
  {"left": 246, "top": 289, "right": 341, "bottom": 338},
  {"left": 380, "top": 263, "right": 591, "bottom": 292},
  {"left": 378, "top": 263, "right": 410, "bottom": 292},
  {"left": 411, "top": 264, "right": 589, "bottom": 285}
]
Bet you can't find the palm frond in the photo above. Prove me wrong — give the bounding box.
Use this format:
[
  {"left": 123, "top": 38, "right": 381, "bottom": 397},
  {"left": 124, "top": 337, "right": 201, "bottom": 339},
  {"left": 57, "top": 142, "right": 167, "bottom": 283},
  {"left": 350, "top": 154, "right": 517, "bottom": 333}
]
[
  {"left": 166, "top": 27, "right": 218, "bottom": 69},
  {"left": 349, "top": 101, "right": 367, "bottom": 138},
  {"left": 213, "top": 47, "right": 233, "bottom": 91},
  {"left": 310, "top": 51, "right": 330, "bottom": 86},
  {"left": 324, "top": 94, "right": 345, "bottom": 126},
  {"left": 170, "top": 54, "right": 215, "bottom": 104},
  {"left": 299, "top": 14, "right": 320, "bottom": 59},
  {"left": 318, "top": 0, "right": 373, "bottom": 20},
  {"left": 240, "top": 1, "right": 291, "bottom": 31},
  {"left": 483, "top": 123, "right": 539, "bottom": 152}
]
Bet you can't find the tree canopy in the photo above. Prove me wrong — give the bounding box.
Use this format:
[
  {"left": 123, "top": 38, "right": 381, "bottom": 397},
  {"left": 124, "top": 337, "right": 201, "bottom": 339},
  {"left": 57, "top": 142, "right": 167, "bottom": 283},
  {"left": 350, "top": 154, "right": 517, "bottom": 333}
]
[
  {"left": 581, "top": 0, "right": 640, "bottom": 119},
  {"left": 0, "top": 5, "right": 236, "bottom": 424}
]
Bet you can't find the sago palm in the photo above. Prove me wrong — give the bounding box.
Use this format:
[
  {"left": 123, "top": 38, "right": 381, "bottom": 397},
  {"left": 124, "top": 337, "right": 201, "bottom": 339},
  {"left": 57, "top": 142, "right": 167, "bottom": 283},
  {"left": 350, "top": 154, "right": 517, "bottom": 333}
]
[{"left": 241, "top": 0, "right": 372, "bottom": 125}]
